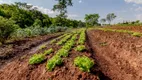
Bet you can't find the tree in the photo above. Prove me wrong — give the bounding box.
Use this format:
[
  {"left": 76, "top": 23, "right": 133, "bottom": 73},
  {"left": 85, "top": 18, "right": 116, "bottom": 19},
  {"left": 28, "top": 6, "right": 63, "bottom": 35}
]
[
  {"left": 0, "top": 16, "right": 19, "bottom": 44},
  {"left": 52, "top": 0, "right": 73, "bottom": 26},
  {"left": 100, "top": 18, "right": 106, "bottom": 25},
  {"left": 53, "top": 0, "right": 72, "bottom": 18},
  {"left": 85, "top": 14, "right": 100, "bottom": 27},
  {"left": 106, "top": 13, "right": 116, "bottom": 24}
]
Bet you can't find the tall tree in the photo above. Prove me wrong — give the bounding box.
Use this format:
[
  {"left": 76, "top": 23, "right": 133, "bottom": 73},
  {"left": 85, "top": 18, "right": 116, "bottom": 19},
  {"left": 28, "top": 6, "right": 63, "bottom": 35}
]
[
  {"left": 85, "top": 14, "right": 100, "bottom": 27},
  {"left": 100, "top": 18, "right": 106, "bottom": 25},
  {"left": 52, "top": 0, "right": 73, "bottom": 26},
  {"left": 106, "top": 13, "right": 116, "bottom": 24}
]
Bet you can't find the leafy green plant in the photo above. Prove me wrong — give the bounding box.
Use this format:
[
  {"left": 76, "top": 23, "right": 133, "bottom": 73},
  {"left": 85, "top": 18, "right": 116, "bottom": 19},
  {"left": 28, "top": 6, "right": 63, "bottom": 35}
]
[
  {"left": 132, "top": 32, "right": 142, "bottom": 37},
  {"left": 56, "top": 34, "right": 72, "bottom": 45},
  {"left": 56, "top": 49, "right": 69, "bottom": 57},
  {"left": 78, "top": 30, "right": 86, "bottom": 45},
  {"left": 29, "top": 54, "right": 45, "bottom": 65},
  {"left": 44, "top": 48, "right": 53, "bottom": 55},
  {"left": 39, "top": 45, "right": 46, "bottom": 50},
  {"left": 74, "top": 56, "right": 94, "bottom": 72},
  {"left": 46, "top": 55, "right": 62, "bottom": 71},
  {"left": 50, "top": 39, "right": 56, "bottom": 44},
  {"left": 99, "top": 42, "right": 107, "bottom": 46},
  {"left": 75, "top": 45, "right": 86, "bottom": 52}
]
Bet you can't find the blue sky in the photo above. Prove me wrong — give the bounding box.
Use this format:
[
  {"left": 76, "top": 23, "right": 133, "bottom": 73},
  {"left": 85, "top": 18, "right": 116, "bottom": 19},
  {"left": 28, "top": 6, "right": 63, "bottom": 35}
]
[{"left": 0, "top": 0, "right": 142, "bottom": 23}]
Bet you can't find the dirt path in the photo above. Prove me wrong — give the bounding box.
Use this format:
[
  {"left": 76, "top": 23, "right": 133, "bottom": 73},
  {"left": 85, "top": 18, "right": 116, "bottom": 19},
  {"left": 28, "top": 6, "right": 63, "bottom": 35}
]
[{"left": 87, "top": 29, "right": 142, "bottom": 80}]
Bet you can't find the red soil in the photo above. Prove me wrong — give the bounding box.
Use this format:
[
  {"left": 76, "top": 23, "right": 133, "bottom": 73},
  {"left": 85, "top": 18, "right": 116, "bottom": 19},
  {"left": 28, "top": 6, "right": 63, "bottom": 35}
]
[
  {"left": 87, "top": 29, "right": 142, "bottom": 80},
  {"left": 0, "top": 33, "right": 61, "bottom": 68},
  {"left": 0, "top": 34, "right": 100, "bottom": 80},
  {"left": 107, "top": 26, "right": 142, "bottom": 32}
]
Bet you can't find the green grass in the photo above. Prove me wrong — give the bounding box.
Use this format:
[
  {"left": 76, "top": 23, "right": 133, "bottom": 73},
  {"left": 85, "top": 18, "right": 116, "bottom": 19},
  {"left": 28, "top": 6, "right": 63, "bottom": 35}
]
[
  {"left": 29, "top": 54, "right": 45, "bottom": 65},
  {"left": 74, "top": 56, "right": 94, "bottom": 72}
]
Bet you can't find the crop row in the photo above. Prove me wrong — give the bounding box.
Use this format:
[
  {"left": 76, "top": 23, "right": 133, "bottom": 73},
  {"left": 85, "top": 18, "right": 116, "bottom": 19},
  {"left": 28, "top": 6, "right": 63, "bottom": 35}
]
[
  {"left": 29, "top": 48, "right": 53, "bottom": 65},
  {"left": 46, "top": 33, "right": 78, "bottom": 71},
  {"left": 56, "top": 34, "right": 73, "bottom": 45},
  {"left": 96, "top": 28, "right": 142, "bottom": 37},
  {"left": 78, "top": 29, "right": 86, "bottom": 45},
  {"left": 50, "top": 34, "right": 68, "bottom": 44}
]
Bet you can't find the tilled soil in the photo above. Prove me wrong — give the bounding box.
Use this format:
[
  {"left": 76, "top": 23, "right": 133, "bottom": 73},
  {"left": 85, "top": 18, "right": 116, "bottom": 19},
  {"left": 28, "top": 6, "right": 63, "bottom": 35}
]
[
  {"left": 0, "top": 33, "right": 61, "bottom": 69},
  {"left": 106, "top": 26, "right": 142, "bottom": 33},
  {"left": 0, "top": 35, "right": 101, "bottom": 80},
  {"left": 87, "top": 29, "right": 142, "bottom": 80}
]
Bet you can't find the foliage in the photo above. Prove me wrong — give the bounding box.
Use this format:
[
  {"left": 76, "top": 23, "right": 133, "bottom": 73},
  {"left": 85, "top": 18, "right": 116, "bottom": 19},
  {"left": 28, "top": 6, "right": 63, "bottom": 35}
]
[
  {"left": 56, "top": 34, "right": 72, "bottom": 45},
  {"left": 106, "top": 13, "right": 116, "bottom": 24},
  {"left": 74, "top": 56, "right": 94, "bottom": 72},
  {"left": 44, "top": 48, "right": 53, "bottom": 55},
  {"left": 29, "top": 54, "right": 45, "bottom": 65},
  {"left": 56, "top": 49, "right": 69, "bottom": 57},
  {"left": 39, "top": 45, "right": 46, "bottom": 50},
  {"left": 85, "top": 14, "right": 100, "bottom": 27},
  {"left": 75, "top": 45, "right": 86, "bottom": 52},
  {"left": 132, "top": 32, "right": 142, "bottom": 37},
  {"left": 78, "top": 29, "right": 86, "bottom": 45},
  {"left": 46, "top": 55, "right": 62, "bottom": 71},
  {"left": 0, "top": 16, "right": 19, "bottom": 43}
]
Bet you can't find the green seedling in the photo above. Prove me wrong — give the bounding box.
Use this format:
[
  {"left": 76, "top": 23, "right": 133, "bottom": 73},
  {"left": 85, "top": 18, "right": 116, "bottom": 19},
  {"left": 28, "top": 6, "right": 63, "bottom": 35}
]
[
  {"left": 29, "top": 54, "right": 45, "bottom": 65},
  {"left": 44, "top": 48, "right": 53, "bottom": 55},
  {"left": 75, "top": 45, "right": 86, "bottom": 52},
  {"left": 74, "top": 56, "right": 94, "bottom": 72}
]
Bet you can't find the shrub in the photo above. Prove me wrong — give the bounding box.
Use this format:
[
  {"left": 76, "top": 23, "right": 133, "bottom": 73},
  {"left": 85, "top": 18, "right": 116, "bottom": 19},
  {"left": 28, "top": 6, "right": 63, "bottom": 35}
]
[
  {"left": 0, "top": 16, "right": 19, "bottom": 44},
  {"left": 74, "top": 56, "right": 94, "bottom": 72},
  {"left": 29, "top": 54, "right": 45, "bottom": 65},
  {"left": 75, "top": 45, "right": 86, "bottom": 52},
  {"left": 44, "top": 48, "right": 53, "bottom": 55}
]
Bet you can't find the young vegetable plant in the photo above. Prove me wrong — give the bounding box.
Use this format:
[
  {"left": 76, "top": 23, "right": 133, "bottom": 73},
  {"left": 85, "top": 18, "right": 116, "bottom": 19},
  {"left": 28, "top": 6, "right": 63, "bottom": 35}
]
[
  {"left": 46, "top": 55, "right": 62, "bottom": 71},
  {"left": 39, "top": 45, "right": 46, "bottom": 50},
  {"left": 74, "top": 56, "right": 94, "bottom": 72},
  {"left": 75, "top": 45, "right": 86, "bottom": 52},
  {"left": 29, "top": 54, "right": 45, "bottom": 65},
  {"left": 78, "top": 30, "right": 86, "bottom": 45},
  {"left": 44, "top": 48, "right": 53, "bottom": 55}
]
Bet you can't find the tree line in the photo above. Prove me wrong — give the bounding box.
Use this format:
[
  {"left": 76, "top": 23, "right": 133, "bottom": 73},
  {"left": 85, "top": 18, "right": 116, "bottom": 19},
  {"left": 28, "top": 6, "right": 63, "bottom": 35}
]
[{"left": 0, "top": 0, "right": 117, "bottom": 44}]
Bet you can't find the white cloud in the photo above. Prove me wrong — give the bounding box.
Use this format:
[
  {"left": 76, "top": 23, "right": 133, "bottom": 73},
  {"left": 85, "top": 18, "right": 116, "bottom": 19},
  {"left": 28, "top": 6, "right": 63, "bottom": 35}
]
[
  {"left": 135, "top": 14, "right": 142, "bottom": 21},
  {"left": 135, "top": 6, "right": 142, "bottom": 11},
  {"left": 67, "top": 14, "right": 78, "bottom": 19},
  {"left": 0, "top": 0, "right": 12, "bottom": 4},
  {"left": 32, "top": 6, "right": 56, "bottom": 15},
  {"left": 125, "top": 0, "right": 142, "bottom": 4},
  {"left": 79, "top": 0, "right": 82, "bottom": 3}
]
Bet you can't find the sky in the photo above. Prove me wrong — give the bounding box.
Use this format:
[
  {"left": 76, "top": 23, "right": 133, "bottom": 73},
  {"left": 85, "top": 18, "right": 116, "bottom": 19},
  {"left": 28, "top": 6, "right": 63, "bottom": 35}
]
[{"left": 0, "top": 0, "right": 142, "bottom": 23}]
